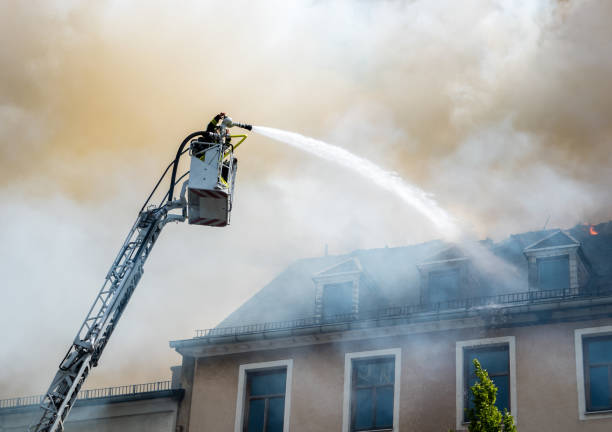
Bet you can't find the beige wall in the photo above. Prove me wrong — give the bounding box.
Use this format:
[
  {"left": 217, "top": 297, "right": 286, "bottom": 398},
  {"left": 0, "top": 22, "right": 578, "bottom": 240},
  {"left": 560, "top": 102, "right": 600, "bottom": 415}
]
[
  {"left": 0, "top": 397, "right": 179, "bottom": 432},
  {"left": 187, "top": 317, "right": 612, "bottom": 432}
]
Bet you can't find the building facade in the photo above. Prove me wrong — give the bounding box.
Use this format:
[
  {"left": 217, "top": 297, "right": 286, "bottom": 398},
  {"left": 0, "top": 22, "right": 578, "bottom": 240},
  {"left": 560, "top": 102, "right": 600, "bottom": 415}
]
[
  {"left": 3, "top": 222, "right": 612, "bottom": 431},
  {"left": 170, "top": 222, "right": 612, "bottom": 432}
]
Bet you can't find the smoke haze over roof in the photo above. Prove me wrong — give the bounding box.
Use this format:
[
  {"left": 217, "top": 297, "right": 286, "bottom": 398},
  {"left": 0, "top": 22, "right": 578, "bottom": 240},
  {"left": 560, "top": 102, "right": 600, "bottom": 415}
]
[{"left": 1, "top": 0, "right": 611, "bottom": 397}]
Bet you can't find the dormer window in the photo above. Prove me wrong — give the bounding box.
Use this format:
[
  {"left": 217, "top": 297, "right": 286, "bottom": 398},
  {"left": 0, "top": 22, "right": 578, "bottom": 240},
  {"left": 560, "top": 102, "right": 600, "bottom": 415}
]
[
  {"left": 321, "top": 281, "right": 354, "bottom": 317},
  {"left": 537, "top": 255, "right": 570, "bottom": 290},
  {"left": 313, "top": 258, "right": 363, "bottom": 320},
  {"left": 417, "top": 246, "right": 473, "bottom": 304},
  {"left": 428, "top": 268, "right": 461, "bottom": 303},
  {"left": 524, "top": 230, "right": 589, "bottom": 292}
]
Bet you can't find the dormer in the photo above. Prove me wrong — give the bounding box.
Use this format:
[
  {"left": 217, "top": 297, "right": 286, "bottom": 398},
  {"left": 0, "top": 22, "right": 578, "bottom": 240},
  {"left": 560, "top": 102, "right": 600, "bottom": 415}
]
[
  {"left": 417, "top": 245, "right": 478, "bottom": 304},
  {"left": 313, "top": 258, "right": 363, "bottom": 319},
  {"left": 523, "top": 230, "right": 589, "bottom": 291}
]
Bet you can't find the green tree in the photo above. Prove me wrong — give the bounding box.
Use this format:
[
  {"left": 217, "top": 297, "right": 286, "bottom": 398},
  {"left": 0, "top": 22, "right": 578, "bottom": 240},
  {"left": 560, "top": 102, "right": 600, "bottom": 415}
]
[{"left": 464, "top": 359, "right": 516, "bottom": 432}]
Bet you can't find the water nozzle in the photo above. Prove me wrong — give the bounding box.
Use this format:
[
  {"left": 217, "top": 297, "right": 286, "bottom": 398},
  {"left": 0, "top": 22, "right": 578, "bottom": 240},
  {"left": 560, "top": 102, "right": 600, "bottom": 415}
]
[
  {"left": 221, "top": 116, "right": 252, "bottom": 131},
  {"left": 234, "top": 122, "right": 252, "bottom": 131}
]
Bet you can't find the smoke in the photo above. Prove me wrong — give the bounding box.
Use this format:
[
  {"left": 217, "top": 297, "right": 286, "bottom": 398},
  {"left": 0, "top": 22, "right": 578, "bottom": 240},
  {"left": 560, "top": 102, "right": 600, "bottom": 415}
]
[{"left": 1, "top": 0, "right": 612, "bottom": 397}]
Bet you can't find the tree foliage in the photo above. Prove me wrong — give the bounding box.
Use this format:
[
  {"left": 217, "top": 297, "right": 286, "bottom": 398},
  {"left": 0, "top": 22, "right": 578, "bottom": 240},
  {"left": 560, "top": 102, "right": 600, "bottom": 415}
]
[{"left": 464, "top": 359, "right": 516, "bottom": 432}]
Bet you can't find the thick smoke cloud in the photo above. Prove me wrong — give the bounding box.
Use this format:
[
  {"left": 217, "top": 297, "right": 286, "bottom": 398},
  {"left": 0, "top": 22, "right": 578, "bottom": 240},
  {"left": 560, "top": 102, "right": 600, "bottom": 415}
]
[{"left": 1, "top": 0, "right": 611, "bottom": 397}]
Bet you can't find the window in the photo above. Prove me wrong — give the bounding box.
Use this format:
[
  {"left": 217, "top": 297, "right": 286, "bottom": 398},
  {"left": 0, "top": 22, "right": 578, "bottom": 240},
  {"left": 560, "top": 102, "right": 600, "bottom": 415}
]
[
  {"left": 463, "top": 345, "right": 510, "bottom": 421},
  {"left": 313, "top": 257, "right": 362, "bottom": 320},
  {"left": 343, "top": 349, "right": 401, "bottom": 432},
  {"left": 235, "top": 360, "right": 293, "bottom": 432},
  {"left": 576, "top": 328, "right": 612, "bottom": 419},
  {"left": 537, "top": 255, "right": 569, "bottom": 290},
  {"left": 456, "top": 337, "right": 516, "bottom": 430},
  {"left": 352, "top": 357, "right": 395, "bottom": 431},
  {"left": 428, "top": 268, "right": 460, "bottom": 303},
  {"left": 322, "top": 281, "right": 354, "bottom": 317},
  {"left": 583, "top": 336, "right": 612, "bottom": 411},
  {"left": 244, "top": 370, "right": 287, "bottom": 432}
]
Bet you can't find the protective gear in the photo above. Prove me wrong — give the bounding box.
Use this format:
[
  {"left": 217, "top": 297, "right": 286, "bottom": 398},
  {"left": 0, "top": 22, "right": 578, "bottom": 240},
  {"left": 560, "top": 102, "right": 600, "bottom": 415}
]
[{"left": 206, "top": 112, "right": 226, "bottom": 134}]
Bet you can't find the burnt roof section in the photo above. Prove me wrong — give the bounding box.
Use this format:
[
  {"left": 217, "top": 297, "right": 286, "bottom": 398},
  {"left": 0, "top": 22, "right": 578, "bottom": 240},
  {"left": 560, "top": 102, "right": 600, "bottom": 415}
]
[{"left": 217, "top": 221, "right": 612, "bottom": 328}]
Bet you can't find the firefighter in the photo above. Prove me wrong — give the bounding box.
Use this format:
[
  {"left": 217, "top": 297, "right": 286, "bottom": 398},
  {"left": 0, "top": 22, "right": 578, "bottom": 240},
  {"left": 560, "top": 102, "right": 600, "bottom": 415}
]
[
  {"left": 206, "top": 112, "right": 226, "bottom": 135},
  {"left": 202, "top": 112, "right": 233, "bottom": 147}
]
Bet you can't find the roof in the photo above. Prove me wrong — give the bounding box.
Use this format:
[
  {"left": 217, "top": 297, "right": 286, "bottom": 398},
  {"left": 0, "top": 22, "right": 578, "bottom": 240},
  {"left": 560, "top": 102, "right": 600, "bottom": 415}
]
[
  {"left": 216, "top": 221, "right": 612, "bottom": 329},
  {"left": 0, "top": 381, "right": 183, "bottom": 414},
  {"left": 217, "top": 240, "right": 443, "bottom": 327}
]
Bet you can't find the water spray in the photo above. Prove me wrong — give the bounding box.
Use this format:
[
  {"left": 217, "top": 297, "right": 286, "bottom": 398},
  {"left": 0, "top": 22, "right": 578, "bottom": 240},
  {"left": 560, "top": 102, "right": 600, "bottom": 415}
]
[{"left": 252, "top": 126, "right": 460, "bottom": 239}]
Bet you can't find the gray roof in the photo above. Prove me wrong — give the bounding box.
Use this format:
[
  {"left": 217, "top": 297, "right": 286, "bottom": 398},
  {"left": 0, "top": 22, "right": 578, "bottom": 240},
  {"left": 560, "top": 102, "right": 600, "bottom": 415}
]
[{"left": 218, "top": 221, "right": 612, "bottom": 328}]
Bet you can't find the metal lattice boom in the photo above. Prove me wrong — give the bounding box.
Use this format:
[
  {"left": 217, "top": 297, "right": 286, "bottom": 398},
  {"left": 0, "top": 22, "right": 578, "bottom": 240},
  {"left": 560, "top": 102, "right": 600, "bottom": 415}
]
[{"left": 29, "top": 198, "right": 186, "bottom": 432}]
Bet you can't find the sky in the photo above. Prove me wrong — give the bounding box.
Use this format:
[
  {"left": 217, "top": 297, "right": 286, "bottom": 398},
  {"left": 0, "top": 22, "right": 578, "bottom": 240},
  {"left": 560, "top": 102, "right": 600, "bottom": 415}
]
[{"left": 1, "top": 0, "right": 611, "bottom": 398}]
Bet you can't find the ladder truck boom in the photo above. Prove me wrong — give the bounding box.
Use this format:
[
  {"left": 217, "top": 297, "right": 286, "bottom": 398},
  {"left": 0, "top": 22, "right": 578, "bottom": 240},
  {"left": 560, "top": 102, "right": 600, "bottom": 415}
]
[
  {"left": 29, "top": 120, "right": 252, "bottom": 432},
  {"left": 30, "top": 200, "right": 185, "bottom": 432}
]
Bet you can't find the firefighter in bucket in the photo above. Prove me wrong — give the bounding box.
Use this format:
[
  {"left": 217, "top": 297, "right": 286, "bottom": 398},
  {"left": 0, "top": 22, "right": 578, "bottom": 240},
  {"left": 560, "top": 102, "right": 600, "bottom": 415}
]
[{"left": 187, "top": 113, "right": 252, "bottom": 227}]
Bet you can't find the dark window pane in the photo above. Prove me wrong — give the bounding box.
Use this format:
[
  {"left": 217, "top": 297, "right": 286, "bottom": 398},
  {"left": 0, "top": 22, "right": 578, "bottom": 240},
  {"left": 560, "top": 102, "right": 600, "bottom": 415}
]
[
  {"left": 491, "top": 376, "right": 510, "bottom": 412},
  {"left": 249, "top": 371, "right": 286, "bottom": 396},
  {"left": 378, "top": 361, "right": 395, "bottom": 385},
  {"left": 354, "top": 388, "right": 373, "bottom": 430},
  {"left": 246, "top": 399, "right": 265, "bottom": 432},
  {"left": 355, "top": 359, "right": 394, "bottom": 386},
  {"left": 589, "top": 366, "right": 611, "bottom": 410},
  {"left": 322, "top": 281, "right": 353, "bottom": 317},
  {"left": 267, "top": 397, "right": 285, "bottom": 432},
  {"left": 429, "top": 268, "right": 460, "bottom": 303},
  {"left": 375, "top": 386, "right": 394, "bottom": 428},
  {"left": 537, "top": 255, "right": 569, "bottom": 290},
  {"left": 464, "top": 345, "right": 510, "bottom": 420},
  {"left": 468, "top": 348, "right": 509, "bottom": 376},
  {"left": 355, "top": 362, "right": 375, "bottom": 386},
  {"left": 588, "top": 339, "right": 612, "bottom": 364}
]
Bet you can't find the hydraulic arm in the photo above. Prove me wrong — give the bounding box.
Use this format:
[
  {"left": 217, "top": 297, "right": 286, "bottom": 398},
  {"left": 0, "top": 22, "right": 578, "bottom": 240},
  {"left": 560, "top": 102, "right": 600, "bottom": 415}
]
[
  {"left": 29, "top": 116, "right": 251, "bottom": 432},
  {"left": 28, "top": 128, "right": 203, "bottom": 432},
  {"left": 29, "top": 199, "right": 186, "bottom": 432}
]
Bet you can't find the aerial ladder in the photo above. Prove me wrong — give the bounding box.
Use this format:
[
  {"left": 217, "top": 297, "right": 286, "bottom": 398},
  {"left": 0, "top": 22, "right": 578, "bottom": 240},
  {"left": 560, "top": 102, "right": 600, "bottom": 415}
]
[{"left": 29, "top": 115, "right": 252, "bottom": 432}]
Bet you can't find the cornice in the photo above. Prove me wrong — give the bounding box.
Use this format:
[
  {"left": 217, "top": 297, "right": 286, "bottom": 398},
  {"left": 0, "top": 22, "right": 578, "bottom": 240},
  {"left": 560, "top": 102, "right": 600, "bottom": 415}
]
[{"left": 171, "top": 297, "right": 612, "bottom": 358}]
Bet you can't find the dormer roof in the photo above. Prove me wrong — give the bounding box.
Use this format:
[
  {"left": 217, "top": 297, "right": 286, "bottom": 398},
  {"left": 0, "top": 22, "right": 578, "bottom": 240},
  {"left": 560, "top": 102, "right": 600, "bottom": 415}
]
[
  {"left": 313, "top": 257, "right": 362, "bottom": 281},
  {"left": 417, "top": 245, "right": 468, "bottom": 268},
  {"left": 523, "top": 230, "right": 580, "bottom": 252}
]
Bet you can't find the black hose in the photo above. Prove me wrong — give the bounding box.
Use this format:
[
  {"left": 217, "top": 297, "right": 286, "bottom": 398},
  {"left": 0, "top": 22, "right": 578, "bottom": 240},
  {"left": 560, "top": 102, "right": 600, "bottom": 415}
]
[
  {"left": 158, "top": 171, "right": 190, "bottom": 206},
  {"left": 139, "top": 147, "right": 191, "bottom": 213},
  {"left": 167, "top": 131, "right": 206, "bottom": 205}
]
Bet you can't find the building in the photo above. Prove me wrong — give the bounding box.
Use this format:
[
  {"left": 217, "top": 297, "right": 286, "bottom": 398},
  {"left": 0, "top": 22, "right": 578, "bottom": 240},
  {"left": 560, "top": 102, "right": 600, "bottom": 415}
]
[
  {"left": 3, "top": 221, "right": 612, "bottom": 431},
  {"left": 0, "top": 381, "right": 183, "bottom": 432},
  {"left": 169, "top": 222, "right": 612, "bottom": 432}
]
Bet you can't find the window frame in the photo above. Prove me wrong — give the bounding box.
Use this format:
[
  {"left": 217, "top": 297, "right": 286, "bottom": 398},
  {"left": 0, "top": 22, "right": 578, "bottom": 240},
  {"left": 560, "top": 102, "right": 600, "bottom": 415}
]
[
  {"left": 428, "top": 267, "right": 461, "bottom": 304},
  {"left": 342, "top": 348, "right": 401, "bottom": 432},
  {"left": 234, "top": 359, "right": 293, "bottom": 432},
  {"left": 417, "top": 258, "right": 468, "bottom": 305},
  {"left": 536, "top": 254, "right": 570, "bottom": 291},
  {"left": 243, "top": 369, "right": 287, "bottom": 432},
  {"left": 455, "top": 337, "right": 517, "bottom": 431},
  {"left": 351, "top": 357, "right": 395, "bottom": 431},
  {"left": 322, "top": 280, "right": 356, "bottom": 318},
  {"left": 523, "top": 239, "right": 585, "bottom": 293},
  {"left": 575, "top": 326, "right": 612, "bottom": 420},
  {"left": 313, "top": 258, "right": 363, "bottom": 320},
  {"left": 462, "top": 344, "right": 510, "bottom": 422}
]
